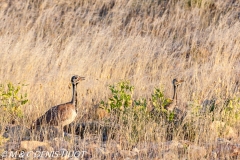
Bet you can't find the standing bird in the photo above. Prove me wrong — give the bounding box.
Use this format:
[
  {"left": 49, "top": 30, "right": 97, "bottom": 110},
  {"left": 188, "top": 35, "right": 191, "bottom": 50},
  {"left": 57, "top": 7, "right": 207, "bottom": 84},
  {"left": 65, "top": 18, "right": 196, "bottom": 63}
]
[
  {"left": 165, "top": 78, "right": 184, "bottom": 112},
  {"left": 31, "top": 75, "right": 85, "bottom": 138}
]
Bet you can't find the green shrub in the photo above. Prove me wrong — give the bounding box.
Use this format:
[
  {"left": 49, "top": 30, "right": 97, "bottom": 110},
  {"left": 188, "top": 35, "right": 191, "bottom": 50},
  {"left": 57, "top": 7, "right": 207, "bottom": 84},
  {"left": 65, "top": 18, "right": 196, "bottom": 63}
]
[
  {"left": 151, "top": 88, "right": 174, "bottom": 121},
  {"left": 100, "top": 81, "right": 134, "bottom": 113},
  {"left": 0, "top": 82, "right": 28, "bottom": 124},
  {"left": 134, "top": 98, "right": 147, "bottom": 111},
  {"left": 101, "top": 81, "right": 150, "bottom": 144},
  {"left": 221, "top": 97, "right": 240, "bottom": 125}
]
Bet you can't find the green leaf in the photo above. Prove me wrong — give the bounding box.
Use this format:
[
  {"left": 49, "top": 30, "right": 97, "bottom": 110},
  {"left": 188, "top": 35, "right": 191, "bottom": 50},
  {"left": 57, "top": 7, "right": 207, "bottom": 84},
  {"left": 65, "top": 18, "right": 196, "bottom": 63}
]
[{"left": 21, "top": 99, "right": 28, "bottom": 105}]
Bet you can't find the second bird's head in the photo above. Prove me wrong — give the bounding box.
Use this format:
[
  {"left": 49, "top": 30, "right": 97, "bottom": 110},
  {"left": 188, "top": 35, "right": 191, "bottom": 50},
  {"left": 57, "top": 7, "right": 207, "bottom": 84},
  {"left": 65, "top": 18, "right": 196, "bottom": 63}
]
[
  {"left": 172, "top": 78, "right": 184, "bottom": 87},
  {"left": 71, "top": 75, "right": 85, "bottom": 85}
]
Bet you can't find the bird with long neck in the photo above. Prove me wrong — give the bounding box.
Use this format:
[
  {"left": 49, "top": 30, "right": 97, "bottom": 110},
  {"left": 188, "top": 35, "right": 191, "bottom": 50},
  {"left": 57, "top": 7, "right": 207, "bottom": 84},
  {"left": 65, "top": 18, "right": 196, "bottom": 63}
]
[
  {"left": 71, "top": 77, "right": 79, "bottom": 113},
  {"left": 31, "top": 75, "right": 85, "bottom": 138},
  {"left": 165, "top": 78, "right": 184, "bottom": 111}
]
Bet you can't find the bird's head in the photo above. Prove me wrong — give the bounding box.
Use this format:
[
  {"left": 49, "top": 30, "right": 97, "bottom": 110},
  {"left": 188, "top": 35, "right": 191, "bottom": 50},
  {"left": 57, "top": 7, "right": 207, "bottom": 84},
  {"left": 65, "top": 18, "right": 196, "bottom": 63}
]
[
  {"left": 71, "top": 75, "right": 85, "bottom": 85},
  {"left": 172, "top": 78, "right": 184, "bottom": 87}
]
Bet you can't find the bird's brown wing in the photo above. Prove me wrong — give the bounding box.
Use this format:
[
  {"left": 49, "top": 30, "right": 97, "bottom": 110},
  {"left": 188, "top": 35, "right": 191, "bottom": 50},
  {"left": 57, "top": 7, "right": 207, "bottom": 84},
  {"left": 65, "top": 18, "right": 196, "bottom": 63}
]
[
  {"left": 56, "top": 103, "right": 74, "bottom": 122},
  {"left": 32, "top": 106, "right": 58, "bottom": 127}
]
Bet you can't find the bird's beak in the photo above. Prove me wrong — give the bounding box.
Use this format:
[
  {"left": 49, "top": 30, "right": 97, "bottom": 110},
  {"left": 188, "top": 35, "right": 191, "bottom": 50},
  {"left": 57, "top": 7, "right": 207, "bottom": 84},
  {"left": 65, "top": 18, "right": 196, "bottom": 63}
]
[
  {"left": 179, "top": 79, "right": 184, "bottom": 83},
  {"left": 78, "top": 77, "right": 85, "bottom": 81},
  {"left": 176, "top": 79, "right": 184, "bottom": 86}
]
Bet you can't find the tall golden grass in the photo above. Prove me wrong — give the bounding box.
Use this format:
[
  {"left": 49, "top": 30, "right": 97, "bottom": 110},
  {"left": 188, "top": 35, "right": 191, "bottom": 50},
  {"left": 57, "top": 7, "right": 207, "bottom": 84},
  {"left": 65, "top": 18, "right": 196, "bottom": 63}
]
[{"left": 0, "top": 0, "right": 240, "bottom": 159}]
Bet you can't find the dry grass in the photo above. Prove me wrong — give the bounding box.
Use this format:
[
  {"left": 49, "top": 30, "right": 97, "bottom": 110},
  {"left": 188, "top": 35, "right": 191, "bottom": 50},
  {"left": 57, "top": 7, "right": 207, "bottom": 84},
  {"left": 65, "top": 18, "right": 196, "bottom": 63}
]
[{"left": 0, "top": 0, "right": 240, "bottom": 159}]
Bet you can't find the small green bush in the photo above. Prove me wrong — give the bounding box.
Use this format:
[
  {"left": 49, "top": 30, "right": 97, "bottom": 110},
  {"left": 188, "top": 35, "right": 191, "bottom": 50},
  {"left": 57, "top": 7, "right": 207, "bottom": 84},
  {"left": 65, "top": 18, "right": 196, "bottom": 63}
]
[
  {"left": 151, "top": 88, "right": 175, "bottom": 121},
  {"left": 221, "top": 97, "right": 240, "bottom": 125},
  {"left": 100, "top": 81, "right": 150, "bottom": 144},
  {"left": 100, "top": 81, "right": 134, "bottom": 113},
  {"left": 0, "top": 82, "right": 28, "bottom": 124}
]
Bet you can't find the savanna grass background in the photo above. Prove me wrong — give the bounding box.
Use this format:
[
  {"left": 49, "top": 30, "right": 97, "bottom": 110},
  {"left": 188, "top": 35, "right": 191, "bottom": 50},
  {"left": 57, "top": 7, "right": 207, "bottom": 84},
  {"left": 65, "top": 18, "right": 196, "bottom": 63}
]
[{"left": 0, "top": 0, "right": 240, "bottom": 159}]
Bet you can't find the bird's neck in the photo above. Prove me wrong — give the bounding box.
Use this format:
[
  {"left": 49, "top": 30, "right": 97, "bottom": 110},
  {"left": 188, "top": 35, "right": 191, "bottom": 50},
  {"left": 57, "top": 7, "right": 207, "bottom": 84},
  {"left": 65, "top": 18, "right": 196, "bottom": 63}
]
[
  {"left": 172, "top": 85, "right": 177, "bottom": 104},
  {"left": 71, "top": 84, "right": 78, "bottom": 112}
]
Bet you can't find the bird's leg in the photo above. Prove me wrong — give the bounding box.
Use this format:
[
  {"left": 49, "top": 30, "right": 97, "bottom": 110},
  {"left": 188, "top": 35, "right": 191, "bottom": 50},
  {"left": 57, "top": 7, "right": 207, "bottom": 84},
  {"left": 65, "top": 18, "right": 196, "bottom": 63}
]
[
  {"left": 56, "top": 126, "right": 64, "bottom": 142},
  {"left": 62, "top": 127, "right": 65, "bottom": 139},
  {"left": 60, "top": 125, "right": 65, "bottom": 140}
]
